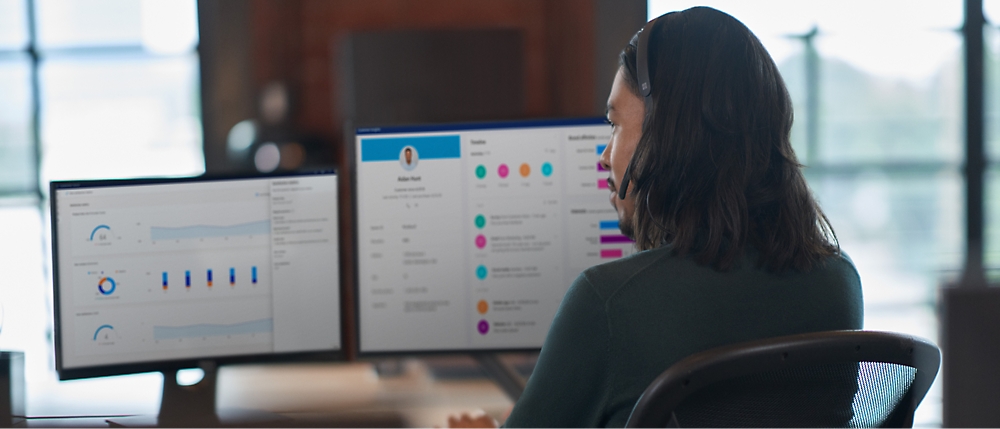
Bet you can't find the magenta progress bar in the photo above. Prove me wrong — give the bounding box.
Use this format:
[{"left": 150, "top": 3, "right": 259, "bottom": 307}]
[
  {"left": 601, "top": 249, "right": 623, "bottom": 258},
  {"left": 600, "top": 234, "right": 633, "bottom": 244}
]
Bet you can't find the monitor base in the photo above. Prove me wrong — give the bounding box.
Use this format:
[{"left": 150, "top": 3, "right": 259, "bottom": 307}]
[
  {"left": 106, "top": 408, "right": 289, "bottom": 428},
  {"left": 107, "top": 360, "right": 289, "bottom": 428}
]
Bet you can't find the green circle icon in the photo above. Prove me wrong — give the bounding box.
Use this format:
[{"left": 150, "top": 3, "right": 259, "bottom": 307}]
[
  {"left": 475, "top": 214, "right": 486, "bottom": 229},
  {"left": 476, "top": 265, "right": 488, "bottom": 280},
  {"left": 542, "top": 162, "right": 553, "bottom": 177},
  {"left": 475, "top": 165, "right": 487, "bottom": 179}
]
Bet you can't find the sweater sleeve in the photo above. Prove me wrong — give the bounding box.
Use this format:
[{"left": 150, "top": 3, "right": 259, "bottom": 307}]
[{"left": 503, "top": 273, "right": 612, "bottom": 428}]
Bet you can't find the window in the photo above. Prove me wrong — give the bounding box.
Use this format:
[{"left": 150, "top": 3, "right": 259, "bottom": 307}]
[
  {"left": 985, "top": 0, "right": 1000, "bottom": 279},
  {"left": 0, "top": 0, "right": 201, "bottom": 414}
]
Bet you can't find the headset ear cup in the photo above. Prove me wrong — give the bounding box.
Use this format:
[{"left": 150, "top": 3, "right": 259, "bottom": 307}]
[{"left": 618, "top": 165, "right": 632, "bottom": 200}]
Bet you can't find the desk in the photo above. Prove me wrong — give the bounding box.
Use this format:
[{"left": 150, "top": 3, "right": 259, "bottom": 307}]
[{"left": 18, "top": 359, "right": 515, "bottom": 428}]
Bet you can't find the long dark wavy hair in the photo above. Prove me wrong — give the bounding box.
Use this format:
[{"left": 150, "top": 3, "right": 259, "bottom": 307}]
[{"left": 620, "top": 6, "right": 838, "bottom": 272}]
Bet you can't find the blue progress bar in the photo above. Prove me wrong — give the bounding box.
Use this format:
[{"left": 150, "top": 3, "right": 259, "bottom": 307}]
[
  {"left": 596, "top": 144, "right": 607, "bottom": 154},
  {"left": 599, "top": 220, "right": 619, "bottom": 230}
]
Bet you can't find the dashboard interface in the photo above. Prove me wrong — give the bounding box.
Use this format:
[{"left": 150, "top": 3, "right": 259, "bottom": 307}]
[
  {"left": 355, "top": 119, "right": 636, "bottom": 353},
  {"left": 52, "top": 173, "right": 340, "bottom": 372}
]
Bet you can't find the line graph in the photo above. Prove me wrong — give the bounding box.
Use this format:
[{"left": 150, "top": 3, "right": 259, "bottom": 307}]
[
  {"left": 153, "top": 318, "right": 273, "bottom": 341},
  {"left": 150, "top": 220, "right": 270, "bottom": 241}
]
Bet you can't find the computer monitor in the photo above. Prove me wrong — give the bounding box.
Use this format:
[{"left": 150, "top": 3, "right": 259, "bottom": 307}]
[
  {"left": 50, "top": 171, "right": 341, "bottom": 425},
  {"left": 354, "top": 118, "right": 635, "bottom": 355}
]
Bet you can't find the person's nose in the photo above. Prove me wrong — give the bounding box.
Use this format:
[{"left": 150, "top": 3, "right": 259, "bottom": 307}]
[{"left": 599, "top": 141, "right": 612, "bottom": 172}]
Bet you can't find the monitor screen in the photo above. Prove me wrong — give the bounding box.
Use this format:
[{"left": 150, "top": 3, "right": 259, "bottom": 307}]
[
  {"left": 51, "top": 172, "right": 341, "bottom": 379},
  {"left": 355, "top": 118, "right": 636, "bottom": 353}
]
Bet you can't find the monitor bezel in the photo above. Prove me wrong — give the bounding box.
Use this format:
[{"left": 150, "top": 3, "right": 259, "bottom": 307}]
[
  {"left": 350, "top": 117, "right": 610, "bottom": 357},
  {"left": 50, "top": 170, "right": 345, "bottom": 381}
]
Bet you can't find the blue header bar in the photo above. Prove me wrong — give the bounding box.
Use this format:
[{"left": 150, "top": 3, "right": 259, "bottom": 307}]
[
  {"left": 356, "top": 117, "right": 608, "bottom": 136},
  {"left": 361, "top": 135, "right": 461, "bottom": 162}
]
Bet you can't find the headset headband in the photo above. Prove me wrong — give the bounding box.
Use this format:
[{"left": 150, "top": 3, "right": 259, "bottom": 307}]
[
  {"left": 631, "top": 18, "right": 657, "bottom": 98},
  {"left": 619, "top": 18, "right": 658, "bottom": 201}
]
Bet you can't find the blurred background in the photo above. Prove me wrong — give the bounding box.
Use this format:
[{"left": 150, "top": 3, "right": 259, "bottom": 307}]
[{"left": 1, "top": 0, "right": 999, "bottom": 426}]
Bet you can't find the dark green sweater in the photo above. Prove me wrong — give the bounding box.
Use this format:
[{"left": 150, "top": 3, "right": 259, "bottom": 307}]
[{"left": 503, "top": 246, "right": 863, "bottom": 428}]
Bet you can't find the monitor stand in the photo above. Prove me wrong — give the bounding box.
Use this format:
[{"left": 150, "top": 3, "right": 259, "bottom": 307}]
[
  {"left": 472, "top": 354, "right": 526, "bottom": 402},
  {"left": 107, "top": 361, "right": 288, "bottom": 428}
]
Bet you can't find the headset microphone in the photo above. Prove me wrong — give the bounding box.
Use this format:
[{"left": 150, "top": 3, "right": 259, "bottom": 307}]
[{"left": 618, "top": 165, "right": 632, "bottom": 200}]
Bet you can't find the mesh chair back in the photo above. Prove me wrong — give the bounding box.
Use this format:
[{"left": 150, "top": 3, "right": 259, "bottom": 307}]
[{"left": 625, "top": 331, "right": 940, "bottom": 428}]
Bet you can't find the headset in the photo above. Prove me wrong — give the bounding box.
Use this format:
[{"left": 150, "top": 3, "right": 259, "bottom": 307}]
[{"left": 617, "top": 17, "right": 658, "bottom": 201}]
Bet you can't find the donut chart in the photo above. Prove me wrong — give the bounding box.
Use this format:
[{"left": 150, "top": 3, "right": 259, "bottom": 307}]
[{"left": 98, "top": 277, "right": 116, "bottom": 295}]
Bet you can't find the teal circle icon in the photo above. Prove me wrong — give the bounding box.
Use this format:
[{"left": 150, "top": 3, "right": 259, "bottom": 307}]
[
  {"left": 541, "top": 162, "right": 553, "bottom": 177},
  {"left": 476, "top": 265, "right": 488, "bottom": 280},
  {"left": 474, "top": 214, "right": 486, "bottom": 229},
  {"left": 475, "top": 165, "right": 487, "bottom": 179}
]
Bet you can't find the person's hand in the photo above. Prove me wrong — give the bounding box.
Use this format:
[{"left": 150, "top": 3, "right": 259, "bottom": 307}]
[{"left": 447, "top": 412, "right": 498, "bottom": 428}]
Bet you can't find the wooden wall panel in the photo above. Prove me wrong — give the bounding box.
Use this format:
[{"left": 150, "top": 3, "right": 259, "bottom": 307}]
[{"left": 245, "top": 0, "right": 597, "bottom": 145}]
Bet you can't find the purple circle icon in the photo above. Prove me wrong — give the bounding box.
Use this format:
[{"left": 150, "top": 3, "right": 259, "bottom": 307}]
[
  {"left": 477, "top": 320, "right": 490, "bottom": 335},
  {"left": 498, "top": 164, "right": 509, "bottom": 178},
  {"left": 475, "top": 234, "right": 487, "bottom": 249}
]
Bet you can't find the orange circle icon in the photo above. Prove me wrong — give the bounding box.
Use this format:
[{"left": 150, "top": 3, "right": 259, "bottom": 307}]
[
  {"left": 477, "top": 300, "right": 489, "bottom": 314},
  {"left": 519, "top": 163, "right": 531, "bottom": 177}
]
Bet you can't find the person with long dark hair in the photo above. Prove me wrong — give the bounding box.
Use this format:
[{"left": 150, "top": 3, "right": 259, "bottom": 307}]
[{"left": 451, "top": 7, "right": 862, "bottom": 428}]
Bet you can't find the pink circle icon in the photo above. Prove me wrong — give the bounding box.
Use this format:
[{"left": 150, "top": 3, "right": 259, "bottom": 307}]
[
  {"left": 497, "top": 164, "right": 509, "bottom": 178},
  {"left": 475, "top": 234, "right": 487, "bottom": 249}
]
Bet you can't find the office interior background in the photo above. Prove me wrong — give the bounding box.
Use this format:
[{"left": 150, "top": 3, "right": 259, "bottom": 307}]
[{"left": 2, "top": 0, "right": 1000, "bottom": 425}]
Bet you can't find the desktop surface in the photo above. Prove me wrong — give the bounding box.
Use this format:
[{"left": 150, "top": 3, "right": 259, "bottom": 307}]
[
  {"left": 17, "top": 360, "right": 512, "bottom": 428},
  {"left": 354, "top": 118, "right": 635, "bottom": 354},
  {"left": 50, "top": 172, "right": 342, "bottom": 380}
]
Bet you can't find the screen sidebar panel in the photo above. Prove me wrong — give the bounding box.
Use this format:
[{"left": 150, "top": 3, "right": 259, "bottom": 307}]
[
  {"left": 54, "top": 175, "right": 340, "bottom": 372},
  {"left": 356, "top": 121, "right": 636, "bottom": 353}
]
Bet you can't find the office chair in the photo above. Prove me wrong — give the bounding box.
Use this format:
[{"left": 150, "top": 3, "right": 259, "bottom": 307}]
[{"left": 625, "top": 330, "right": 940, "bottom": 428}]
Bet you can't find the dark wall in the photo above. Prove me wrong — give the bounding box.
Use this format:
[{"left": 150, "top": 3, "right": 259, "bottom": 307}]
[
  {"left": 198, "top": 0, "right": 645, "bottom": 172},
  {"left": 198, "top": 0, "right": 255, "bottom": 173},
  {"left": 341, "top": 29, "right": 526, "bottom": 126}
]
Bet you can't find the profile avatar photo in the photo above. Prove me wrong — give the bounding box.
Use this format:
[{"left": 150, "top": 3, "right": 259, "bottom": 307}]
[{"left": 399, "top": 145, "right": 419, "bottom": 171}]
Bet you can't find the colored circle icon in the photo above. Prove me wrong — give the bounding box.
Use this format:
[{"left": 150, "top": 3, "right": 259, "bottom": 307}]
[
  {"left": 498, "top": 164, "right": 509, "bottom": 178},
  {"left": 519, "top": 163, "right": 531, "bottom": 177},
  {"left": 477, "top": 300, "right": 489, "bottom": 314},
  {"left": 98, "top": 277, "right": 116, "bottom": 295},
  {"left": 475, "top": 234, "right": 487, "bottom": 249},
  {"left": 474, "top": 214, "right": 486, "bottom": 229},
  {"left": 475, "top": 165, "right": 487, "bottom": 179},
  {"left": 477, "top": 320, "right": 490, "bottom": 335},
  {"left": 476, "top": 265, "right": 488, "bottom": 280},
  {"left": 542, "top": 162, "right": 553, "bottom": 177}
]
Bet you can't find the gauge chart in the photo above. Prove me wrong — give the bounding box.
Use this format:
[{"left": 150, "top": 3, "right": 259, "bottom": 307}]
[{"left": 93, "top": 324, "right": 117, "bottom": 341}]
